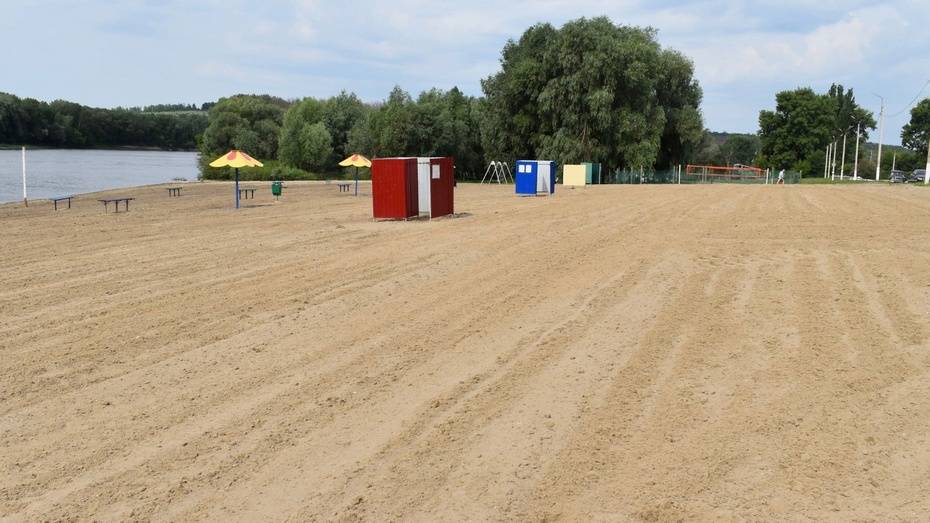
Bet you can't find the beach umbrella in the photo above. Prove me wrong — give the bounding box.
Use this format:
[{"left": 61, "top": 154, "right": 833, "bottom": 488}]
[
  {"left": 338, "top": 153, "right": 372, "bottom": 196},
  {"left": 209, "top": 150, "right": 264, "bottom": 209}
]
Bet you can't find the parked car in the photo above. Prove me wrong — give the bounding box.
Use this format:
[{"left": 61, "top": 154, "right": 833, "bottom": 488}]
[
  {"left": 909, "top": 169, "right": 927, "bottom": 183},
  {"left": 890, "top": 170, "right": 907, "bottom": 183}
]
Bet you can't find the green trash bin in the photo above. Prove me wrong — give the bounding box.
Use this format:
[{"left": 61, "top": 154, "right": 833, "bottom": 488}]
[{"left": 271, "top": 181, "right": 283, "bottom": 198}]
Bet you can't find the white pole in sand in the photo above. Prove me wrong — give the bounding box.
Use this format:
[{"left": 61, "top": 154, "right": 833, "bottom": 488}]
[
  {"left": 22, "top": 146, "right": 28, "bottom": 207},
  {"left": 924, "top": 135, "right": 930, "bottom": 185}
]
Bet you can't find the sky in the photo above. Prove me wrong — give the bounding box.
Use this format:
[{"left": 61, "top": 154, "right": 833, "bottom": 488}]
[{"left": 2, "top": 0, "right": 928, "bottom": 145}]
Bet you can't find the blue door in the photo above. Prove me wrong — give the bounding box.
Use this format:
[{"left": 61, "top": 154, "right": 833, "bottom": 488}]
[{"left": 515, "top": 161, "right": 538, "bottom": 195}]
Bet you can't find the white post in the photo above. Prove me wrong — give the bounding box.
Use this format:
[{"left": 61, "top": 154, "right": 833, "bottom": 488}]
[
  {"left": 924, "top": 136, "right": 930, "bottom": 184},
  {"left": 840, "top": 132, "right": 848, "bottom": 180},
  {"left": 875, "top": 96, "right": 885, "bottom": 181},
  {"left": 891, "top": 151, "right": 896, "bottom": 174},
  {"left": 853, "top": 122, "right": 861, "bottom": 180},
  {"left": 831, "top": 140, "right": 837, "bottom": 181},
  {"left": 824, "top": 143, "right": 830, "bottom": 178},
  {"left": 22, "top": 146, "right": 28, "bottom": 207}
]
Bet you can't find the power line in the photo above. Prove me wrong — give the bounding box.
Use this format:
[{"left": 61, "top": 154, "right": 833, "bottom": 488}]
[{"left": 889, "top": 79, "right": 930, "bottom": 117}]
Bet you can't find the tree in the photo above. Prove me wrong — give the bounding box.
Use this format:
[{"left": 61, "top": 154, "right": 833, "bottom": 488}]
[
  {"left": 718, "top": 135, "right": 759, "bottom": 166},
  {"left": 0, "top": 91, "right": 207, "bottom": 149},
  {"left": 200, "top": 94, "right": 287, "bottom": 170},
  {"left": 759, "top": 84, "right": 875, "bottom": 175},
  {"left": 278, "top": 97, "right": 325, "bottom": 170},
  {"left": 321, "top": 91, "right": 365, "bottom": 161},
  {"left": 902, "top": 99, "right": 930, "bottom": 159},
  {"left": 480, "top": 17, "right": 703, "bottom": 171},
  {"left": 300, "top": 122, "right": 334, "bottom": 171},
  {"left": 759, "top": 88, "right": 834, "bottom": 174}
]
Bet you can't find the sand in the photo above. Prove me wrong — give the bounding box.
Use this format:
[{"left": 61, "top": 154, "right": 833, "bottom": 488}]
[{"left": 2, "top": 181, "right": 930, "bottom": 521}]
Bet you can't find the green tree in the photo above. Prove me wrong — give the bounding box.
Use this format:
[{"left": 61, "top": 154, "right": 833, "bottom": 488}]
[
  {"left": 300, "top": 122, "right": 334, "bottom": 171},
  {"left": 718, "top": 135, "right": 759, "bottom": 165},
  {"left": 321, "top": 91, "right": 365, "bottom": 161},
  {"left": 200, "top": 94, "right": 287, "bottom": 161},
  {"left": 278, "top": 97, "right": 325, "bottom": 170},
  {"left": 759, "top": 85, "right": 875, "bottom": 175},
  {"left": 759, "top": 88, "right": 834, "bottom": 174},
  {"left": 480, "top": 17, "right": 703, "bottom": 171},
  {"left": 902, "top": 99, "right": 930, "bottom": 159}
]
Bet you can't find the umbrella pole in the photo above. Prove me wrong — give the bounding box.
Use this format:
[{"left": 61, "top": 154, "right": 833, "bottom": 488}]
[
  {"left": 235, "top": 168, "right": 240, "bottom": 209},
  {"left": 355, "top": 167, "right": 359, "bottom": 196}
]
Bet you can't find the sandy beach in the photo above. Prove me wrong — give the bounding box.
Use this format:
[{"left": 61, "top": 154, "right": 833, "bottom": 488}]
[{"left": 3, "top": 182, "right": 930, "bottom": 521}]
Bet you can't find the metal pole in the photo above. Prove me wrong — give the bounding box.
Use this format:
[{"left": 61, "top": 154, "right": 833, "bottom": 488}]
[
  {"left": 235, "top": 168, "right": 240, "bottom": 209},
  {"left": 831, "top": 140, "right": 837, "bottom": 181},
  {"left": 925, "top": 135, "right": 930, "bottom": 184},
  {"left": 355, "top": 167, "right": 359, "bottom": 196},
  {"left": 840, "top": 132, "right": 848, "bottom": 180},
  {"left": 891, "top": 152, "right": 896, "bottom": 174},
  {"left": 875, "top": 95, "right": 885, "bottom": 181},
  {"left": 853, "top": 122, "right": 861, "bottom": 180},
  {"left": 825, "top": 143, "right": 831, "bottom": 178},
  {"left": 22, "top": 146, "right": 28, "bottom": 207}
]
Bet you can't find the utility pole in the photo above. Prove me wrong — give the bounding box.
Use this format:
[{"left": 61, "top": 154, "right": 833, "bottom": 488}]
[
  {"left": 853, "top": 122, "right": 861, "bottom": 180},
  {"left": 874, "top": 94, "right": 885, "bottom": 181},
  {"left": 925, "top": 135, "right": 930, "bottom": 184},
  {"left": 891, "top": 151, "right": 897, "bottom": 174},
  {"left": 831, "top": 140, "right": 837, "bottom": 181},
  {"left": 840, "top": 131, "right": 848, "bottom": 180},
  {"left": 825, "top": 143, "right": 831, "bottom": 178}
]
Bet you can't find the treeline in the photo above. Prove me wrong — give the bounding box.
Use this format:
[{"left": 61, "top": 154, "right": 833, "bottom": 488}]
[
  {"left": 0, "top": 92, "right": 208, "bottom": 150},
  {"left": 757, "top": 84, "right": 930, "bottom": 176},
  {"left": 200, "top": 17, "right": 706, "bottom": 181}
]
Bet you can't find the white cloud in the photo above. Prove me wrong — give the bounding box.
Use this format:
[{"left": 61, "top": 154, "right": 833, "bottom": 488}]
[{"left": 1, "top": 0, "right": 928, "bottom": 141}]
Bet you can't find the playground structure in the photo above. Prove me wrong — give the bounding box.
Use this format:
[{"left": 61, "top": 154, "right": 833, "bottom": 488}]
[{"left": 480, "top": 161, "right": 513, "bottom": 184}]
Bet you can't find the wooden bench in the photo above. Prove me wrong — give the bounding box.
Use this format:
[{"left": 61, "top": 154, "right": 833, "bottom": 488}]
[
  {"left": 99, "top": 197, "right": 135, "bottom": 213},
  {"left": 50, "top": 195, "right": 74, "bottom": 211},
  {"left": 337, "top": 183, "right": 351, "bottom": 193},
  {"left": 166, "top": 187, "right": 182, "bottom": 197},
  {"left": 238, "top": 187, "right": 257, "bottom": 199}
]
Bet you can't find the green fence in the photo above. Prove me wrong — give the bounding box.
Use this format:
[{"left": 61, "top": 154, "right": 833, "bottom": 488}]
[{"left": 603, "top": 169, "right": 802, "bottom": 185}]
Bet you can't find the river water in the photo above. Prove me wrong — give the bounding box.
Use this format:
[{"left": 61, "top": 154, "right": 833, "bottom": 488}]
[{"left": 0, "top": 149, "right": 200, "bottom": 203}]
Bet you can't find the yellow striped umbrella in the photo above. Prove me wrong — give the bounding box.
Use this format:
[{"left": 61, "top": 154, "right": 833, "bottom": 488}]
[
  {"left": 210, "top": 150, "right": 264, "bottom": 209},
  {"left": 338, "top": 154, "right": 371, "bottom": 196}
]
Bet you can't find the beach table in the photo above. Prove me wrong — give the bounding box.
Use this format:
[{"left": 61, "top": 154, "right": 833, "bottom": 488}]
[
  {"left": 50, "top": 195, "right": 74, "bottom": 210},
  {"left": 99, "top": 197, "right": 135, "bottom": 213},
  {"left": 238, "top": 187, "right": 257, "bottom": 200},
  {"left": 166, "top": 187, "right": 182, "bottom": 197},
  {"left": 337, "top": 183, "right": 351, "bottom": 193}
]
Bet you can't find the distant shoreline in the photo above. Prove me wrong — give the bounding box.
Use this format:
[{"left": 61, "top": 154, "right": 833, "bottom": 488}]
[{"left": 0, "top": 145, "right": 199, "bottom": 153}]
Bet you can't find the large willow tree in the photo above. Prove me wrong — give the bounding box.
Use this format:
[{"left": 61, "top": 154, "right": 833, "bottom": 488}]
[{"left": 480, "top": 17, "right": 704, "bottom": 171}]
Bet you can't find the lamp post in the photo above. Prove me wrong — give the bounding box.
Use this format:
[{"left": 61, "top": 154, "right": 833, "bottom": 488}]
[
  {"left": 840, "top": 133, "right": 847, "bottom": 180},
  {"left": 873, "top": 93, "right": 885, "bottom": 181},
  {"left": 825, "top": 143, "right": 831, "bottom": 178},
  {"left": 925, "top": 135, "right": 930, "bottom": 184},
  {"left": 853, "top": 121, "right": 861, "bottom": 180}
]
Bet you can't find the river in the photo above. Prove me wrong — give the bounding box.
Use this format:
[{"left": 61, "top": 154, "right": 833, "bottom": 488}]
[{"left": 0, "top": 149, "right": 200, "bottom": 204}]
